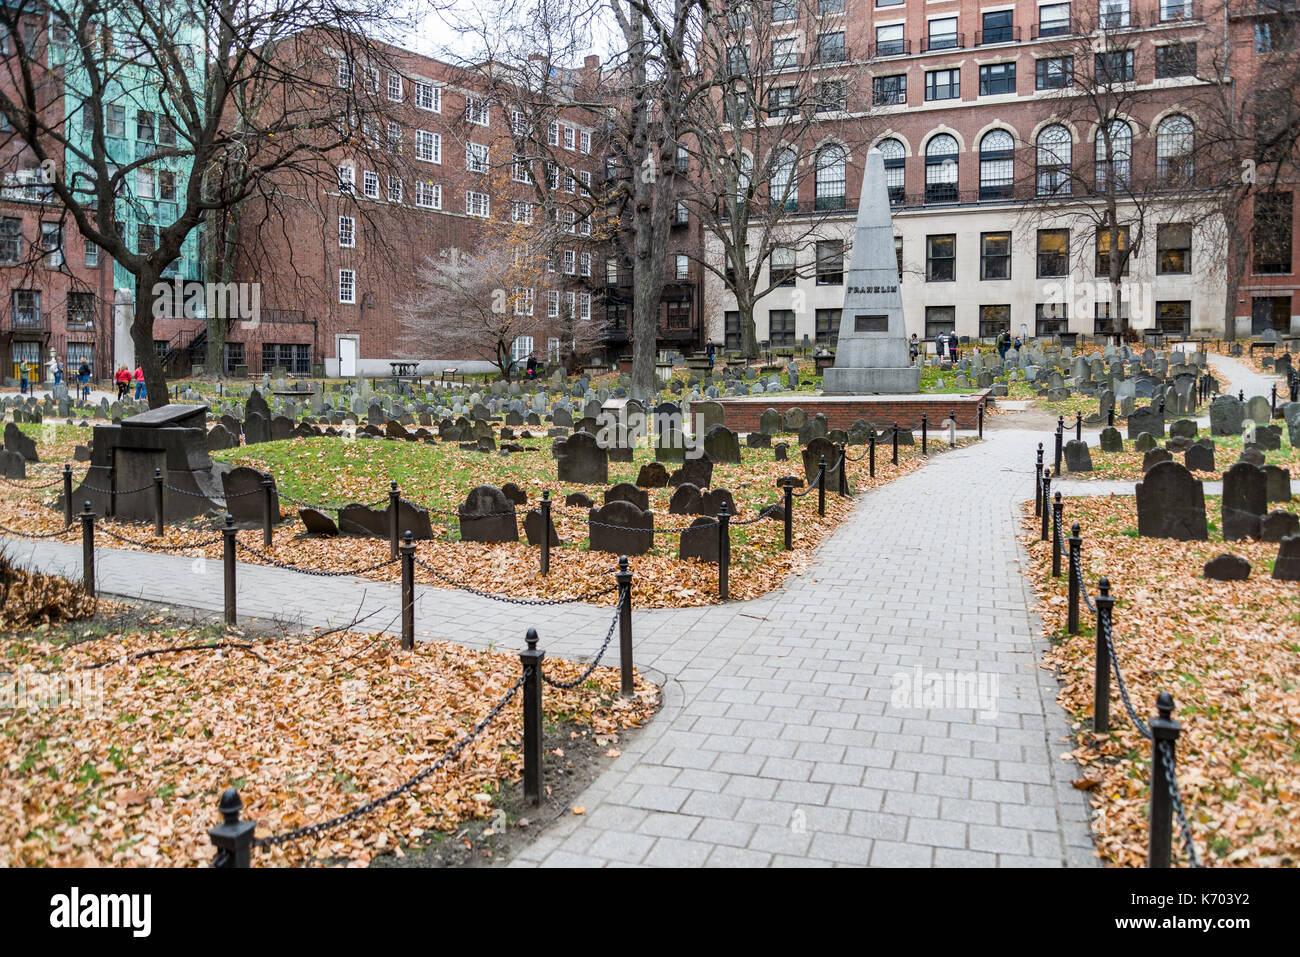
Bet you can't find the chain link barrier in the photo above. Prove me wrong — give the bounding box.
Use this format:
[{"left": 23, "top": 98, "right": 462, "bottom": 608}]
[
  {"left": 0, "top": 522, "right": 72, "bottom": 540},
  {"left": 97, "top": 525, "right": 224, "bottom": 552},
  {"left": 540, "top": 595, "right": 623, "bottom": 689},
  {"left": 413, "top": 556, "right": 617, "bottom": 605},
  {"left": 1160, "top": 738, "right": 1202, "bottom": 868},
  {"left": 0, "top": 474, "right": 66, "bottom": 490},
  {"left": 235, "top": 539, "right": 398, "bottom": 578},
  {"left": 254, "top": 671, "right": 526, "bottom": 850}
]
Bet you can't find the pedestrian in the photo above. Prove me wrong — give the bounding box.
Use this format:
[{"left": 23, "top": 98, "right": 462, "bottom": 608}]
[
  {"left": 949, "top": 333, "right": 960, "bottom": 363},
  {"left": 997, "top": 330, "right": 1008, "bottom": 360},
  {"left": 526, "top": 351, "right": 537, "bottom": 380},
  {"left": 706, "top": 341, "right": 716, "bottom": 370},
  {"left": 909, "top": 333, "right": 919, "bottom": 361},
  {"left": 19, "top": 361, "right": 29, "bottom": 395},
  {"left": 78, "top": 359, "right": 91, "bottom": 401},
  {"left": 48, "top": 349, "right": 62, "bottom": 385},
  {"left": 933, "top": 330, "right": 945, "bottom": 360},
  {"left": 1013, "top": 335, "right": 1022, "bottom": 354},
  {"left": 133, "top": 364, "right": 146, "bottom": 400},
  {"left": 114, "top": 364, "right": 130, "bottom": 400}
]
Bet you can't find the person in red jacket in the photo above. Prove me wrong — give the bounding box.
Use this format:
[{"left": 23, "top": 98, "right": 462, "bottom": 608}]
[
  {"left": 114, "top": 365, "right": 130, "bottom": 400},
  {"left": 133, "top": 365, "right": 146, "bottom": 401}
]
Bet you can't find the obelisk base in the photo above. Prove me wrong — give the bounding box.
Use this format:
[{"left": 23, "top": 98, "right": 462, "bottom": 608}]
[{"left": 822, "top": 366, "right": 921, "bottom": 395}]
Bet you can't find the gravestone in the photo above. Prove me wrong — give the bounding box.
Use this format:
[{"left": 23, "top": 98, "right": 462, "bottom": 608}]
[
  {"left": 1135, "top": 461, "right": 1207, "bottom": 540},
  {"left": 669, "top": 456, "right": 714, "bottom": 489},
  {"left": 1272, "top": 534, "right": 1300, "bottom": 581},
  {"left": 700, "top": 487, "right": 737, "bottom": 517},
  {"left": 1127, "top": 406, "right": 1165, "bottom": 440},
  {"left": 694, "top": 400, "right": 725, "bottom": 434},
  {"left": 1064, "top": 440, "right": 1092, "bottom": 472},
  {"left": 1254, "top": 424, "right": 1282, "bottom": 451},
  {"left": 1134, "top": 432, "right": 1158, "bottom": 454},
  {"left": 221, "top": 467, "right": 280, "bottom": 528},
  {"left": 1098, "top": 427, "right": 1124, "bottom": 453},
  {"left": 668, "top": 482, "right": 704, "bottom": 515},
  {"left": 1246, "top": 395, "right": 1271, "bottom": 426},
  {"left": 3, "top": 422, "right": 38, "bottom": 462},
  {"left": 555, "top": 432, "right": 609, "bottom": 485},
  {"left": 1203, "top": 553, "right": 1251, "bottom": 581},
  {"left": 703, "top": 424, "right": 742, "bottom": 464},
  {"left": 637, "top": 462, "right": 669, "bottom": 488},
  {"left": 604, "top": 482, "right": 649, "bottom": 511},
  {"left": 523, "top": 507, "right": 560, "bottom": 547},
  {"left": 298, "top": 507, "right": 339, "bottom": 536},
  {"left": 759, "top": 408, "right": 782, "bottom": 435},
  {"left": 338, "top": 503, "right": 389, "bottom": 538},
  {"left": 458, "top": 485, "right": 518, "bottom": 543},
  {"left": 1221, "top": 462, "right": 1267, "bottom": 541},
  {"left": 565, "top": 492, "right": 593, "bottom": 509},
  {"left": 1169, "top": 419, "right": 1198, "bottom": 440},
  {"left": 1142, "top": 448, "right": 1173, "bottom": 471},
  {"left": 1185, "top": 443, "right": 1215, "bottom": 473},
  {"left": 782, "top": 408, "right": 806, "bottom": 431},
  {"left": 588, "top": 500, "right": 654, "bottom": 555},
  {"left": 746, "top": 431, "right": 772, "bottom": 449},
  {"left": 245, "top": 389, "right": 271, "bottom": 422},
  {"left": 1264, "top": 465, "right": 1291, "bottom": 503},
  {"left": 500, "top": 482, "right": 529, "bottom": 507},
  {"left": 774, "top": 442, "right": 788, "bottom": 462},
  {"left": 0, "top": 449, "right": 25, "bottom": 478},
  {"left": 1209, "top": 395, "right": 1244, "bottom": 436},
  {"left": 243, "top": 412, "right": 270, "bottom": 445},
  {"left": 1261, "top": 510, "right": 1300, "bottom": 542},
  {"left": 679, "top": 516, "right": 720, "bottom": 562}
]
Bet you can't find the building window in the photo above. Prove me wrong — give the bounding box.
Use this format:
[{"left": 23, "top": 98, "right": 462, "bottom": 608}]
[
  {"left": 896, "top": 236, "right": 904, "bottom": 278},
  {"left": 770, "top": 149, "right": 797, "bottom": 211},
  {"left": 1156, "top": 301, "right": 1191, "bottom": 336},
  {"left": 388, "top": 73, "right": 403, "bottom": 102},
  {"left": 1099, "top": 0, "right": 1131, "bottom": 28},
  {"left": 85, "top": 241, "right": 98, "bottom": 267},
  {"left": 136, "top": 109, "right": 155, "bottom": 141},
  {"left": 979, "top": 304, "right": 1011, "bottom": 338},
  {"left": 338, "top": 215, "right": 355, "bottom": 247},
  {"left": 814, "top": 145, "right": 846, "bottom": 210},
  {"left": 337, "top": 57, "right": 353, "bottom": 88},
  {"left": 511, "top": 201, "right": 533, "bottom": 224},
  {"left": 579, "top": 293, "right": 592, "bottom": 321},
  {"left": 927, "top": 234, "right": 956, "bottom": 281},
  {"left": 724, "top": 311, "right": 741, "bottom": 350},
  {"left": 1095, "top": 226, "right": 1130, "bottom": 276},
  {"left": 1037, "top": 229, "right": 1069, "bottom": 277},
  {"left": 466, "top": 191, "right": 490, "bottom": 217},
  {"left": 774, "top": 0, "right": 797, "bottom": 20},
  {"left": 873, "top": 74, "right": 906, "bottom": 106},
  {"left": 513, "top": 287, "right": 534, "bottom": 316},
  {"left": 416, "top": 182, "right": 441, "bottom": 208},
  {"left": 817, "top": 31, "right": 846, "bottom": 64},
  {"left": 815, "top": 309, "right": 841, "bottom": 345},
  {"left": 875, "top": 24, "right": 905, "bottom": 57},
  {"left": 1155, "top": 115, "right": 1194, "bottom": 187},
  {"left": 581, "top": 252, "right": 592, "bottom": 277},
  {"left": 159, "top": 170, "right": 176, "bottom": 201},
  {"left": 1156, "top": 42, "right": 1197, "bottom": 78},
  {"left": 981, "top": 10, "right": 1014, "bottom": 44},
  {"left": 263, "top": 343, "right": 311, "bottom": 375},
  {"left": 0, "top": 217, "right": 20, "bottom": 263},
  {"left": 925, "top": 306, "right": 955, "bottom": 337},
  {"left": 879, "top": 138, "right": 905, "bottom": 203},
  {"left": 1036, "top": 56, "right": 1073, "bottom": 89},
  {"left": 1094, "top": 302, "right": 1127, "bottom": 334},
  {"left": 363, "top": 170, "right": 379, "bottom": 198},
  {"left": 386, "top": 122, "right": 402, "bottom": 153},
  {"left": 981, "top": 232, "right": 1011, "bottom": 279},
  {"left": 1253, "top": 192, "right": 1294, "bottom": 274},
  {"left": 11, "top": 290, "right": 40, "bottom": 328},
  {"left": 1038, "top": 3, "right": 1071, "bottom": 36},
  {"left": 563, "top": 126, "right": 576, "bottom": 150},
  {"left": 564, "top": 249, "right": 577, "bottom": 275},
  {"left": 106, "top": 104, "right": 126, "bottom": 138},
  {"left": 928, "top": 17, "right": 958, "bottom": 51},
  {"left": 1157, "top": 223, "right": 1192, "bottom": 274},
  {"left": 768, "top": 86, "right": 799, "bottom": 118},
  {"left": 68, "top": 292, "right": 95, "bottom": 327},
  {"left": 979, "top": 62, "right": 1016, "bottom": 96},
  {"left": 925, "top": 134, "right": 959, "bottom": 203},
  {"left": 1036, "top": 125, "right": 1072, "bottom": 196},
  {"left": 925, "top": 68, "right": 960, "bottom": 101},
  {"left": 1095, "top": 50, "right": 1135, "bottom": 84},
  {"left": 388, "top": 176, "right": 403, "bottom": 202},
  {"left": 415, "top": 82, "right": 441, "bottom": 112},
  {"left": 66, "top": 342, "right": 94, "bottom": 371},
  {"left": 466, "top": 142, "right": 489, "bottom": 173},
  {"left": 339, "top": 269, "right": 356, "bottom": 303},
  {"left": 580, "top": 130, "right": 591, "bottom": 153},
  {"left": 768, "top": 309, "right": 796, "bottom": 347},
  {"left": 40, "top": 222, "right": 63, "bottom": 267},
  {"left": 606, "top": 257, "right": 619, "bottom": 284},
  {"left": 338, "top": 165, "right": 355, "bottom": 193},
  {"left": 816, "top": 240, "right": 844, "bottom": 284},
  {"left": 546, "top": 290, "right": 560, "bottom": 318},
  {"left": 770, "top": 246, "right": 796, "bottom": 286},
  {"left": 978, "top": 130, "right": 1014, "bottom": 199},
  {"left": 1037, "top": 303, "right": 1068, "bottom": 336},
  {"left": 815, "top": 80, "right": 847, "bottom": 113},
  {"left": 1095, "top": 120, "right": 1132, "bottom": 191},
  {"left": 136, "top": 223, "right": 155, "bottom": 255},
  {"left": 415, "top": 130, "right": 441, "bottom": 164},
  {"left": 465, "top": 96, "right": 489, "bottom": 126},
  {"left": 137, "top": 168, "right": 156, "bottom": 199}
]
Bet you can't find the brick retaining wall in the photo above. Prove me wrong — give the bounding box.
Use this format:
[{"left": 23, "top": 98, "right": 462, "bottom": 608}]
[{"left": 714, "top": 391, "right": 992, "bottom": 432}]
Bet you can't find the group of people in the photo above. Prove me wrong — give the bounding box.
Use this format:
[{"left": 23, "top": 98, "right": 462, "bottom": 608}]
[
  {"left": 906, "top": 330, "right": 1023, "bottom": 362},
  {"left": 995, "top": 329, "right": 1024, "bottom": 359},
  {"left": 114, "top": 364, "right": 146, "bottom": 400},
  {"left": 15, "top": 354, "right": 143, "bottom": 401}
]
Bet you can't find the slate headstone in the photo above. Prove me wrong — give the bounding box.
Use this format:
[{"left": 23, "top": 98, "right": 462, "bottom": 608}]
[
  {"left": 588, "top": 500, "right": 653, "bottom": 555},
  {"left": 1203, "top": 553, "right": 1250, "bottom": 581},
  {"left": 1222, "top": 462, "right": 1267, "bottom": 541},
  {"left": 1135, "top": 461, "right": 1208, "bottom": 540},
  {"left": 458, "top": 485, "right": 518, "bottom": 543}
]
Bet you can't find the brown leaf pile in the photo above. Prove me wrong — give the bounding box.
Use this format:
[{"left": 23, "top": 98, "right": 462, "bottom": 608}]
[
  {"left": 0, "top": 549, "right": 98, "bottom": 630},
  {"left": 0, "top": 626, "right": 659, "bottom": 867},
  {"left": 1020, "top": 495, "right": 1300, "bottom": 867}
]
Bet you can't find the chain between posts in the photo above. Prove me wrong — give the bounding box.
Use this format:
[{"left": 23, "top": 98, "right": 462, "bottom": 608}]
[
  {"left": 539, "top": 596, "right": 624, "bottom": 689},
  {"left": 413, "top": 556, "right": 617, "bottom": 605},
  {"left": 235, "top": 539, "right": 398, "bottom": 578}
]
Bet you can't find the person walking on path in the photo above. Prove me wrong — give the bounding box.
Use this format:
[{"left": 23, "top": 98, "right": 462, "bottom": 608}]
[
  {"left": 19, "top": 361, "right": 29, "bottom": 395},
  {"left": 949, "top": 333, "right": 960, "bottom": 363},
  {"left": 114, "top": 365, "right": 130, "bottom": 400},
  {"left": 78, "top": 359, "right": 91, "bottom": 402},
  {"left": 909, "top": 333, "right": 920, "bottom": 361},
  {"left": 133, "top": 365, "right": 146, "bottom": 401},
  {"left": 48, "top": 349, "right": 62, "bottom": 386},
  {"left": 997, "top": 330, "right": 1009, "bottom": 360}
]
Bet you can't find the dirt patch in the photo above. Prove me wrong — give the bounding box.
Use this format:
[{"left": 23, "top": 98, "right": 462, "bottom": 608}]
[{"left": 371, "top": 719, "right": 637, "bottom": 867}]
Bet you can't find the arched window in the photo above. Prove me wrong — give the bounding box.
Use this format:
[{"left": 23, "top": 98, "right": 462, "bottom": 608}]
[
  {"left": 771, "top": 147, "right": 798, "bottom": 211},
  {"left": 979, "top": 130, "right": 1014, "bottom": 200},
  {"left": 1095, "top": 119, "right": 1132, "bottom": 191},
  {"left": 814, "top": 144, "right": 846, "bottom": 210},
  {"left": 877, "top": 138, "right": 905, "bottom": 204},
  {"left": 925, "top": 133, "right": 959, "bottom": 204},
  {"left": 1155, "top": 114, "right": 1194, "bottom": 187},
  {"left": 1036, "top": 124, "right": 1072, "bottom": 196}
]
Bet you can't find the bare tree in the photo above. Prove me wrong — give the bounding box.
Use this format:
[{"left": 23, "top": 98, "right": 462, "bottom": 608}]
[
  {"left": 681, "top": 0, "right": 876, "bottom": 358},
  {"left": 0, "top": 0, "right": 405, "bottom": 406}
]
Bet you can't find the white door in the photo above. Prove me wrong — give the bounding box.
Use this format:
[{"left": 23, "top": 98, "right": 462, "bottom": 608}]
[{"left": 339, "top": 337, "right": 358, "bottom": 377}]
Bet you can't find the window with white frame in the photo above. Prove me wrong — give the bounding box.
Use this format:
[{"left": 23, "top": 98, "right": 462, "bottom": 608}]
[
  {"left": 566, "top": 291, "right": 576, "bottom": 317},
  {"left": 548, "top": 337, "right": 561, "bottom": 362},
  {"left": 547, "top": 290, "right": 560, "bottom": 317},
  {"left": 548, "top": 120, "right": 559, "bottom": 146},
  {"left": 579, "top": 169, "right": 591, "bottom": 190},
  {"left": 416, "top": 181, "right": 441, "bottom": 208},
  {"left": 511, "top": 335, "right": 533, "bottom": 362},
  {"left": 581, "top": 252, "right": 592, "bottom": 276},
  {"left": 388, "top": 176, "right": 402, "bottom": 202},
  {"left": 466, "top": 190, "right": 490, "bottom": 217},
  {"left": 564, "top": 170, "right": 575, "bottom": 192},
  {"left": 563, "top": 126, "right": 575, "bottom": 150},
  {"left": 579, "top": 215, "right": 591, "bottom": 237},
  {"left": 513, "top": 155, "right": 531, "bottom": 183},
  {"left": 415, "top": 82, "right": 441, "bottom": 112},
  {"left": 467, "top": 142, "right": 489, "bottom": 173},
  {"left": 387, "top": 122, "right": 402, "bottom": 152},
  {"left": 579, "top": 293, "right": 591, "bottom": 320},
  {"left": 337, "top": 57, "right": 353, "bottom": 88},
  {"left": 338, "top": 215, "right": 355, "bottom": 247},
  {"left": 564, "top": 249, "right": 577, "bottom": 274},
  {"left": 565, "top": 209, "right": 576, "bottom": 233},
  {"left": 338, "top": 164, "right": 355, "bottom": 193},
  {"left": 580, "top": 130, "right": 591, "bottom": 153},
  {"left": 415, "top": 130, "right": 441, "bottom": 163},
  {"left": 547, "top": 164, "right": 560, "bottom": 189},
  {"left": 676, "top": 253, "right": 689, "bottom": 279},
  {"left": 137, "top": 168, "right": 155, "bottom": 199},
  {"left": 365, "top": 67, "right": 378, "bottom": 93},
  {"left": 514, "top": 287, "right": 534, "bottom": 316},
  {"left": 387, "top": 73, "right": 403, "bottom": 101},
  {"left": 363, "top": 170, "right": 379, "bottom": 198},
  {"left": 465, "top": 95, "right": 489, "bottom": 125},
  {"left": 512, "top": 201, "right": 533, "bottom": 224},
  {"left": 339, "top": 269, "right": 356, "bottom": 303}
]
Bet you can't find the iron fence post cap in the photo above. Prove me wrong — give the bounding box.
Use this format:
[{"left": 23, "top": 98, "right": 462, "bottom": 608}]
[
  {"left": 542, "top": 489, "right": 550, "bottom": 501},
  {"left": 218, "top": 787, "right": 243, "bottom": 823},
  {"left": 225, "top": 513, "right": 235, "bottom": 527},
  {"left": 1072, "top": 522, "right": 1080, "bottom": 535},
  {"left": 403, "top": 529, "right": 413, "bottom": 543},
  {"left": 525, "top": 627, "right": 539, "bottom": 650},
  {"left": 83, "top": 501, "right": 92, "bottom": 513}
]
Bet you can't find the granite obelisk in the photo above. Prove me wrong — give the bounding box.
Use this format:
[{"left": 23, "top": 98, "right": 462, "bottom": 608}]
[{"left": 821, "top": 149, "right": 920, "bottom": 394}]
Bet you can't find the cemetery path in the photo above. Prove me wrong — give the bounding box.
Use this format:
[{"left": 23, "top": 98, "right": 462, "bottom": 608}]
[
  {"left": 1207, "top": 353, "right": 1284, "bottom": 403},
  {"left": 1, "top": 426, "right": 1097, "bottom": 868}
]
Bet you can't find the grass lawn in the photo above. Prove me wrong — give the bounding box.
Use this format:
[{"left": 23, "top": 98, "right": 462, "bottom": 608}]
[
  {"left": 1081, "top": 430, "right": 1300, "bottom": 481},
  {"left": 1021, "top": 495, "right": 1300, "bottom": 867}
]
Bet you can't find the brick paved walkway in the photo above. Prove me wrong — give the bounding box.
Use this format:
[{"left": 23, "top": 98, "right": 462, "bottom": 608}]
[{"left": 2, "top": 426, "right": 1096, "bottom": 867}]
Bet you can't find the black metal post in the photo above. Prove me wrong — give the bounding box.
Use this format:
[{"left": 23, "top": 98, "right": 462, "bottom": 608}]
[
  {"left": 617, "top": 556, "right": 634, "bottom": 695},
  {"left": 539, "top": 489, "right": 551, "bottom": 576},
  {"left": 1075, "top": 411, "right": 1082, "bottom": 442},
  {"left": 1040, "top": 469, "right": 1051, "bottom": 541},
  {"left": 1052, "top": 492, "right": 1063, "bottom": 577},
  {"left": 891, "top": 422, "right": 899, "bottom": 465},
  {"left": 1148, "top": 691, "right": 1181, "bottom": 868},
  {"left": 868, "top": 432, "right": 876, "bottom": 477},
  {"left": 208, "top": 788, "right": 256, "bottom": 868},
  {"left": 259, "top": 476, "right": 273, "bottom": 547},
  {"left": 80, "top": 502, "right": 95, "bottom": 597},
  {"left": 520, "top": 629, "right": 544, "bottom": 806},
  {"left": 718, "top": 500, "right": 730, "bottom": 599},
  {"left": 817, "top": 455, "right": 826, "bottom": 517},
  {"left": 1094, "top": 577, "right": 1113, "bottom": 734},
  {"left": 1054, "top": 417, "right": 1064, "bottom": 475},
  {"left": 388, "top": 481, "right": 400, "bottom": 560},
  {"left": 1271, "top": 384, "right": 1277, "bottom": 418},
  {"left": 978, "top": 402, "right": 984, "bottom": 438},
  {"left": 1067, "top": 522, "right": 1081, "bottom": 635},
  {"left": 1108, "top": 405, "right": 1115, "bottom": 428},
  {"left": 62, "top": 463, "right": 73, "bottom": 528},
  {"left": 223, "top": 514, "right": 237, "bottom": 625},
  {"left": 837, "top": 442, "right": 847, "bottom": 495},
  {"left": 921, "top": 412, "right": 928, "bottom": 455},
  {"left": 400, "top": 530, "right": 415, "bottom": 649},
  {"left": 1035, "top": 444, "right": 1044, "bottom": 517},
  {"left": 1239, "top": 389, "right": 1244, "bottom": 403},
  {"left": 783, "top": 482, "right": 793, "bottom": 550},
  {"left": 153, "top": 467, "right": 165, "bottom": 537}
]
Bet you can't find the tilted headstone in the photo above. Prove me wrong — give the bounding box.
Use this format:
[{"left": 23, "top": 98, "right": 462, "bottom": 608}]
[
  {"left": 221, "top": 467, "right": 280, "bottom": 528},
  {"left": 298, "top": 507, "right": 339, "bottom": 536},
  {"left": 1221, "top": 462, "right": 1267, "bottom": 541},
  {"left": 1262, "top": 510, "right": 1300, "bottom": 542},
  {"left": 1271, "top": 534, "right": 1300, "bottom": 581},
  {"left": 3, "top": 422, "right": 38, "bottom": 462},
  {"left": 1135, "top": 461, "right": 1207, "bottom": 540},
  {"left": 1203, "top": 553, "right": 1251, "bottom": 581}
]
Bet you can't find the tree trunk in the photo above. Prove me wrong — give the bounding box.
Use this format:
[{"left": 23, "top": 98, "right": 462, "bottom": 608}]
[
  {"left": 132, "top": 268, "right": 167, "bottom": 409},
  {"left": 738, "top": 292, "right": 758, "bottom": 358},
  {"left": 205, "top": 209, "right": 239, "bottom": 376},
  {"left": 1223, "top": 218, "right": 1245, "bottom": 342}
]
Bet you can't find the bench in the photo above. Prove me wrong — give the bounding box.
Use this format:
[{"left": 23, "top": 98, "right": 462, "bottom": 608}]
[{"left": 1250, "top": 341, "right": 1277, "bottom": 355}]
